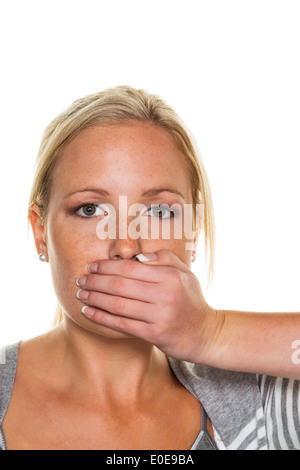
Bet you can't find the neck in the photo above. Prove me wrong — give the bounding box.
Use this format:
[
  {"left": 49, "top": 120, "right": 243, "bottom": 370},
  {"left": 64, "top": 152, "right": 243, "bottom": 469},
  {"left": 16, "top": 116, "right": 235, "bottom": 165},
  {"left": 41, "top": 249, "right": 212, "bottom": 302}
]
[{"left": 50, "top": 315, "right": 171, "bottom": 404}]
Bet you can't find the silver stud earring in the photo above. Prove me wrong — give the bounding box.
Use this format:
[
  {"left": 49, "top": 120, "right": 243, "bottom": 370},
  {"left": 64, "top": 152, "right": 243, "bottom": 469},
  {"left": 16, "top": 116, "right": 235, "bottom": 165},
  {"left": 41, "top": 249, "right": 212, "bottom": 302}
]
[
  {"left": 191, "top": 253, "right": 197, "bottom": 263},
  {"left": 39, "top": 253, "right": 48, "bottom": 262}
]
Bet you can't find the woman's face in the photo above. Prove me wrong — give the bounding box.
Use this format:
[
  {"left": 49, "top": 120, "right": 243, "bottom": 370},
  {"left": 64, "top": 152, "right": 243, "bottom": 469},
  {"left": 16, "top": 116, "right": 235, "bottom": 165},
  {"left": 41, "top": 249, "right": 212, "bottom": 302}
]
[{"left": 43, "top": 121, "right": 198, "bottom": 336}]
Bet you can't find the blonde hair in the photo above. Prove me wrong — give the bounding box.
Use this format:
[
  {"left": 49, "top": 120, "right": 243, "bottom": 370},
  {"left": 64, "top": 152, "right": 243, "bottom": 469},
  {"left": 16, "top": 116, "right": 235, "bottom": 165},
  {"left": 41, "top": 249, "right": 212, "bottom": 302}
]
[{"left": 28, "top": 85, "right": 215, "bottom": 327}]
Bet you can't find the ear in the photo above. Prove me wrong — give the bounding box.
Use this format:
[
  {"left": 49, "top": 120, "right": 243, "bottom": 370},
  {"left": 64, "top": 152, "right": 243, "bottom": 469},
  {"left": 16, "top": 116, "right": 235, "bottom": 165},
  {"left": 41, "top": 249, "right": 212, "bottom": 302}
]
[
  {"left": 29, "top": 204, "right": 48, "bottom": 260},
  {"left": 192, "top": 211, "right": 202, "bottom": 254}
]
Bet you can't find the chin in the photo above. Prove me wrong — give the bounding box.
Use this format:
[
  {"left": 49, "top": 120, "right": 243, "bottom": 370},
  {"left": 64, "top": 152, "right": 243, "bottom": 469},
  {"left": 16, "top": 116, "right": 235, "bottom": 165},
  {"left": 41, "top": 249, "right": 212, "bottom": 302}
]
[
  {"left": 83, "top": 319, "right": 135, "bottom": 340},
  {"left": 63, "top": 308, "right": 136, "bottom": 340}
]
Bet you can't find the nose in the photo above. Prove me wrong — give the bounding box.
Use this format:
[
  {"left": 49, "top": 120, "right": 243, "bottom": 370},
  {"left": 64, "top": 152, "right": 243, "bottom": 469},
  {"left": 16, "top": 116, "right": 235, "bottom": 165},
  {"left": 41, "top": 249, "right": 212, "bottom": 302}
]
[
  {"left": 108, "top": 238, "right": 142, "bottom": 261},
  {"left": 98, "top": 200, "right": 146, "bottom": 260}
]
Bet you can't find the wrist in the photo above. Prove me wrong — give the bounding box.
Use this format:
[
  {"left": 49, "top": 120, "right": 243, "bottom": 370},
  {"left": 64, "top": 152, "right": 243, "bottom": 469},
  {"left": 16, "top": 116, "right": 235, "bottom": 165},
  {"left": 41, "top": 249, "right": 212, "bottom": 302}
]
[{"left": 189, "top": 305, "right": 226, "bottom": 365}]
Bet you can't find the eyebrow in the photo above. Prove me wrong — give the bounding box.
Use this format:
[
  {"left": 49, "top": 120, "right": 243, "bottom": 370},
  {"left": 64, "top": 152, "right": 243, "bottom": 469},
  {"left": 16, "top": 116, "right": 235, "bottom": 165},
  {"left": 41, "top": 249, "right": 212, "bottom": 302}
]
[{"left": 64, "top": 187, "right": 186, "bottom": 200}]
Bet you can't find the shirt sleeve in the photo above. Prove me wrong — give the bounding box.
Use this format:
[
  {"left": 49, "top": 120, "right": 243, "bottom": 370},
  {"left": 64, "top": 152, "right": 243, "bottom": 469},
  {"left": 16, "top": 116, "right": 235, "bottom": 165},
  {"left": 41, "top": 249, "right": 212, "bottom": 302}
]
[{"left": 257, "top": 374, "right": 300, "bottom": 450}]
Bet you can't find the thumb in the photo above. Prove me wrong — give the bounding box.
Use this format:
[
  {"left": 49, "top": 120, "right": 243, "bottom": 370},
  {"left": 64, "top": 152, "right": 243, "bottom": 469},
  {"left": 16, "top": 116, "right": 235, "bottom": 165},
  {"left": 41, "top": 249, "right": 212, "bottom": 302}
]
[{"left": 135, "top": 249, "right": 191, "bottom": 273}]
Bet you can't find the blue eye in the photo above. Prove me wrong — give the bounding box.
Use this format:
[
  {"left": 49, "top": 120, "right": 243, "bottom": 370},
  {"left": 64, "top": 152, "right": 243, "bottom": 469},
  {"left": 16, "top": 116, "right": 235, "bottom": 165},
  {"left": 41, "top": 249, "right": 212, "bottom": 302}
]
[{"left": 146, "top": 204, "right": 175, "bottom": 219}]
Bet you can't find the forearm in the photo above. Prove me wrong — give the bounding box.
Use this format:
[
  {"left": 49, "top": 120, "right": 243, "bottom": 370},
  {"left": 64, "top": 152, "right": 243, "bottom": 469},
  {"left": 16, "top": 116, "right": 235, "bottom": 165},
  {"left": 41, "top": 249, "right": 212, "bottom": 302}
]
[{"left": 202, "top": 309, "right": 300, "bottom": 379}]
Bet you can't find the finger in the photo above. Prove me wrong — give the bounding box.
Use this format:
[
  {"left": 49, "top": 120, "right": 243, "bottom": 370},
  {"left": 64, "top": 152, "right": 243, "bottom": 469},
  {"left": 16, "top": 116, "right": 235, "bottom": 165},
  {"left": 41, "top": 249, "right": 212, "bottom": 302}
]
[
  {"left": 88, "top": 249, "right": 191, "bottom": 281},
  {"left": 88, "top": 257, "right": 163, "bottom": 282},
  {"left": 135, "top": 249, "right": 192, "bottom": 274},
  {"left": 78, "top": 289, "right": 155, "bottom": 323},
  {"left": 82, "top": 306, "right": 156, "bottom": 340},
  {"left": 80, "top": 274, "right": 158, "bottom": 303}
]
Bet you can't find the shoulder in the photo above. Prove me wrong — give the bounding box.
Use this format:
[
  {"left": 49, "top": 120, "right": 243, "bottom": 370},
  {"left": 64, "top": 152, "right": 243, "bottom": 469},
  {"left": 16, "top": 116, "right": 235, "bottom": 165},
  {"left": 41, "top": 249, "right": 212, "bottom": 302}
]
[
  {"left": 168, "top": 358, "right": 260, "bottom": 401},
  {"left": 168, "top": 359, "right": 300, "bottom": 450},
  {"left": 0, "top": 343, "right": 21, "bottom": 423},
  {"left": 0, "top": 343, "right": 21, "bottom": 380},
  {"left": 257, "top": 374, "right": 300, "bottom": 450},
  {"left": 168, "top": 358, "right": 267, "bottom": 450}
]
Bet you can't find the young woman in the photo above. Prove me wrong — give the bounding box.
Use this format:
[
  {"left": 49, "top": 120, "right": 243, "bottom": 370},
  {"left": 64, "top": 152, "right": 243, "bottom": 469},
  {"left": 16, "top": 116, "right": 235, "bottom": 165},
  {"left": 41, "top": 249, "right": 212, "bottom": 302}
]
[{"left": 0, "top": 86, "right": 299, "bottom": 450}]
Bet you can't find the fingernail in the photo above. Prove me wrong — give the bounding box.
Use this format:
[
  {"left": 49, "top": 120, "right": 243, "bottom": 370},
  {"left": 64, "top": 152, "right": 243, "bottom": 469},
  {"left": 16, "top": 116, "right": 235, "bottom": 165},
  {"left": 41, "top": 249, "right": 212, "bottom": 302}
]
[
  {"left": 76, "top": 276, "right": 87, "bottom": 287},
  {"left": 77, "top": 289, "right": 89, "bottom": 301},
  {"left": 136, "top": 253, "right": 158, "bottom": 262},
  {"left": 81, "top": 306, "right": 96, "bottom": 318},
  {"left": 88, "top": 262, "right": 98, "bottom": 273}
]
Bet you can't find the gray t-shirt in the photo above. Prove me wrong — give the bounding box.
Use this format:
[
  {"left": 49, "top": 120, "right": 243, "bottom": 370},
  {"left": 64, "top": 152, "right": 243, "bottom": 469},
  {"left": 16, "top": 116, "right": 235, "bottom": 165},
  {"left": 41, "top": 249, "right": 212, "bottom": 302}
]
[{"left": 1, "top": 342, "right": 300, "bottom": 450}]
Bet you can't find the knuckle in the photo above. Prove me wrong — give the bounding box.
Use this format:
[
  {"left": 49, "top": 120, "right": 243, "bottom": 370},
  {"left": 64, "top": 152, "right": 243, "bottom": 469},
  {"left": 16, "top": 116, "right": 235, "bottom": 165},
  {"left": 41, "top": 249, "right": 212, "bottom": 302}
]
[
  {"left": 86, "top": 291, "right": 96, "bottom": 305},
  {"left": 111, "top": 276, "right": 125, "bottom": 292},
  {"left": 147, "top": 323, "right": 159, "bottom": 342},
  {"left": 88, "top": 274, "right": 99, "bottom": 290},
  {"left": 112, "top": 296, "right": 126, "bottom": 314},
  {"left": 162, "top": 268, "right": 182, "bottom": 287},
  {"left": 123, "top": 259, "right": 137, "bottom": 274},
  {"left": 115, "top": 316, "right": 127, "bottom": 331},
  {"left": 94, "top": 310, "right": 105, "bottom": 324},
  {"left": 95, "top": 260, "right": 105, "bottom": 274},
  {"left": 169, "top": 269, "right": 182, "bottom": 285},
  {"left": 149, "top": 323, "right": 166, "bottom": 344}
]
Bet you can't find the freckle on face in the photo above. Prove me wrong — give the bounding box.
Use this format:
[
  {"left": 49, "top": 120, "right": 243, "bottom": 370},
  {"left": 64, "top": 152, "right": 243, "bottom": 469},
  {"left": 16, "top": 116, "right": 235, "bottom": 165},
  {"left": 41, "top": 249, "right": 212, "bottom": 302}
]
[{"left": 45, "top": 121, "right": 195, "bottom": 337}]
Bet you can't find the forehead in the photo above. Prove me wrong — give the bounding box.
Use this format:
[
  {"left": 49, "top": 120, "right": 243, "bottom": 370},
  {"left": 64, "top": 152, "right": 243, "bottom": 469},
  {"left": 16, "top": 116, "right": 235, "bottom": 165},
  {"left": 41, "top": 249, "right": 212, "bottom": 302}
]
[{"left": 53, "top": 121, "right": 193, "bottom": 200}]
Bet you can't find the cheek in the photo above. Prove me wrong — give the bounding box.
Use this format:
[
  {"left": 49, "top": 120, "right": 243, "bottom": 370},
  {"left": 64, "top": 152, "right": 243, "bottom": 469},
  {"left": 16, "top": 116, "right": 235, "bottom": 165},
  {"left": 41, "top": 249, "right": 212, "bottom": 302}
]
[
  {"left": 170, "top": 240, "right": 192, "bottom": 267},
  {"left": 46, "top": 215, "right": 102, "bottom": 315},
  {"left": 45, "top": 216, "right": 138, "bottom": 340},
  {"left": 48, "top": 235, "right": 86, "bottom": 318}
]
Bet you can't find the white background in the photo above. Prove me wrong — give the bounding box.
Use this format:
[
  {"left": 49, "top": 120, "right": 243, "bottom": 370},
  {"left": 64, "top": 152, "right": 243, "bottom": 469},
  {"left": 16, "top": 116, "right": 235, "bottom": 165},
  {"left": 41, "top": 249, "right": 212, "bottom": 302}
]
[{"left": 0, "top": 0, "right": 299, "bottom": 346}]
